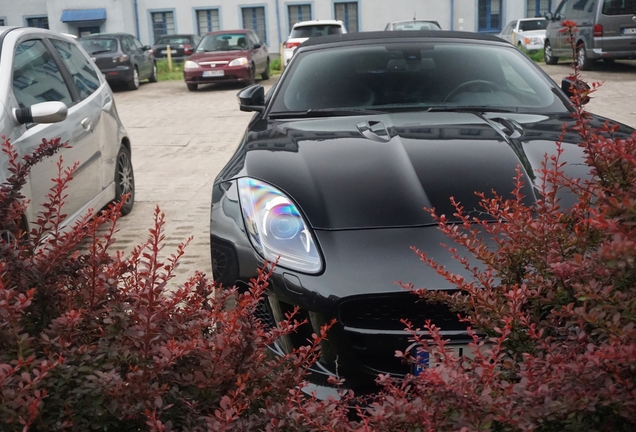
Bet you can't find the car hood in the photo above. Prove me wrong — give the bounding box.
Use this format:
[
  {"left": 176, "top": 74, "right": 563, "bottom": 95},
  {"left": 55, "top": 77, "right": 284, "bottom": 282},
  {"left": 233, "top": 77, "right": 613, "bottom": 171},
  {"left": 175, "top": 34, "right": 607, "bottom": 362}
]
[
  {"left": 188, "top": 50, "right": 249, "bottom": 62},
  {"left": 218, "top": 111, "right": 606, "bottom": 230}
]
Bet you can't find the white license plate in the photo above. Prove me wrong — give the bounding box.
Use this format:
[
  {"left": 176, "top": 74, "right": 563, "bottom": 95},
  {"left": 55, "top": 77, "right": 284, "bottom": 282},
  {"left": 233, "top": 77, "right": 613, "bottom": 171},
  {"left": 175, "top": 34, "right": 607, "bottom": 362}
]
[
  {"left": 160, "top": 49, "right": 176, "bottom": 54},
  {"left": 623, "top": 27, "right": 636, "bottom": 34},
  {"left": 203, "top": 70, "right": 224, "bottom": 77},
  {"left": 412, "top": 344, "right": 470, "bottom": 376}
]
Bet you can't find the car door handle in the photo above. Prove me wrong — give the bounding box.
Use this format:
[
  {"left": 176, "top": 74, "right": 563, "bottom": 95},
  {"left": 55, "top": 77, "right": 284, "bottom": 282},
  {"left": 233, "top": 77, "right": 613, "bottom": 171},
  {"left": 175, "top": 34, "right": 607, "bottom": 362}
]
[{"left": 81, "top": 117, "right": 92, "bottom": 131}]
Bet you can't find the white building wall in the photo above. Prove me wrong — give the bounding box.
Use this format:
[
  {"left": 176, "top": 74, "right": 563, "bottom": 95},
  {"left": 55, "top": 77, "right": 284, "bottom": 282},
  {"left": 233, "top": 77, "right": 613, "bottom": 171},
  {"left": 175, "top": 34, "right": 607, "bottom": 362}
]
[{"left": 3, "top": 1, "right": 556, "bottom": 49}]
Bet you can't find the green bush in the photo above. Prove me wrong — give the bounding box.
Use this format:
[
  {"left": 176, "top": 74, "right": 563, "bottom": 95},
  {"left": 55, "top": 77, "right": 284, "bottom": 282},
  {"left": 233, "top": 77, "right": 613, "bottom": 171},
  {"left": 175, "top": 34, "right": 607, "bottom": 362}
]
[{"left": 156, "top": 59, "right": 184, "bottom": 81}]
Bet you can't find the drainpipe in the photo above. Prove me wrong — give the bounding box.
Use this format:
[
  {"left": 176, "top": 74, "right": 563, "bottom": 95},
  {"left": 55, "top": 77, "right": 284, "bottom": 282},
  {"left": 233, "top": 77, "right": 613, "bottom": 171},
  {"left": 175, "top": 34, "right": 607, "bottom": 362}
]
[
  {"left": 133, "top": 0, "right": 140, "bottom": 39},
  {"left": 275, "top": 0, "right": 282, "bottom": 51},
  {"left": 450, "top": 0, "right": 454, "bottom": 31}
]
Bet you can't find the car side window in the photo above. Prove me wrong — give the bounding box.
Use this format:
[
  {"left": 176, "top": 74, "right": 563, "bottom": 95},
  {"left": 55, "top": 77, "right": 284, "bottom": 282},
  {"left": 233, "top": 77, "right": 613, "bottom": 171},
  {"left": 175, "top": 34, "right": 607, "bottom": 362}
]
[
  {"left": 555, "top": 0, "right": 570, "bottom": 17},
  {"left": 121, "top": 37, "right": 134, "bottom": 53},
  {"left": 132, "top": 37, "right": 144, "bottom": 51},
  {"left": 12, "top": 39, "right": 73, "bottom": 109},
  {"left": 249, "top": 32, "right": 260, "bottom": 48},
  {"left": 50, "top": 39, "right": 101, "bottom": 100}
]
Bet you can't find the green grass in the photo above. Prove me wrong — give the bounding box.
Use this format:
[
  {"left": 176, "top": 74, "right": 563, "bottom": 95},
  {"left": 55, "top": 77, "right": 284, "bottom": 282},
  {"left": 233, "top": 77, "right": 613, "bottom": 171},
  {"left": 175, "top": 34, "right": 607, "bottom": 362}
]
[
  {"left": 519, "top": 47, "right": 545, "bottom": 64},
  {"left": 156, "top": 59, "right": 184, "bottom": 81},
  {"left": 156, "top": 58, "right": 283, "bottom": 82}
]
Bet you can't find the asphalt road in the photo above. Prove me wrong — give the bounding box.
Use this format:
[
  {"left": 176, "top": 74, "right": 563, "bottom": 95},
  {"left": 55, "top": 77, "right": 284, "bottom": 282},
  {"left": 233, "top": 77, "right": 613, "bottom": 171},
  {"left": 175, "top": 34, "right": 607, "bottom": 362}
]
[{"left": 110, "top": 60, "right": 636, "bottom": 289}]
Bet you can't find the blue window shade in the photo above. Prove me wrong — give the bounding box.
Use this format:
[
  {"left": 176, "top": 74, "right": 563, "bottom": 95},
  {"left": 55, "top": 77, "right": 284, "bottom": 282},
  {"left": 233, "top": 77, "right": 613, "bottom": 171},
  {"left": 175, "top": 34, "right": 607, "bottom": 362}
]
[{"left": 61, "top": 9, "right": 106, "bottom": 22}]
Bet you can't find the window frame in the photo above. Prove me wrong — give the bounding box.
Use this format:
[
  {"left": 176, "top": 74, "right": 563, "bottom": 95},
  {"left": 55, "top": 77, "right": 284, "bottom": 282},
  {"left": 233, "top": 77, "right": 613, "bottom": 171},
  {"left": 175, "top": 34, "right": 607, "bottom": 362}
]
[
  {"left": 150, "top": 10, "right": 176, "bottom": 43},
  {"left": 195, "top": 8, "right": 221, "bottom": 36},
  {"left": 241, "top": 6, "right": 268, "bottom": 45},
  {"left": 334, "top": 2, "right": 359, "bottom": 32}
]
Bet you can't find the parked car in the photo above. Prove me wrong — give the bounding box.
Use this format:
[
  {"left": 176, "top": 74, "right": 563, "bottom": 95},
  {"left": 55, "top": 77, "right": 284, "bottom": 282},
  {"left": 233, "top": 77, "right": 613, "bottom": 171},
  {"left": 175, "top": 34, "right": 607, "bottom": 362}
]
[
  {"left": 1, "top": 26, "right": 135, "bottom": 238},
  {"left": 152, "top": 33, "right": 201, "bottom": 61},
  {"left": 499, "top": 17, "right": 547, "bottom": 51},
  {"left": 79, "top": 32, "right": 156, "bottom": 90},
  {"left": 544, "top": 0, "right": 636, "bottom": 70},
  {"left": 283, "top": 20, "right": 347, "bottom": 67},
  {"left": 384, "top": 19, "right": 442, "bottom": 31},
  {"left": 183, "top": 29, "right": 269, "bottom": 91},
  {"left": 210, "top": 30, "right": 634, "bottom": 395}
]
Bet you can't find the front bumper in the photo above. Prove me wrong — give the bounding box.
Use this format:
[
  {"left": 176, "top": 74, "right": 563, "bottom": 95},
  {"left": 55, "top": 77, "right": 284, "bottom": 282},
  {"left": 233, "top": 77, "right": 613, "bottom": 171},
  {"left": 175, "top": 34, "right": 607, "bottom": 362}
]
[
  {"left": 210, "top": 180, "right": 475, "bottom": 393},
  {"left": 184, "top": 65, "right": 252, "bottom": 85}
]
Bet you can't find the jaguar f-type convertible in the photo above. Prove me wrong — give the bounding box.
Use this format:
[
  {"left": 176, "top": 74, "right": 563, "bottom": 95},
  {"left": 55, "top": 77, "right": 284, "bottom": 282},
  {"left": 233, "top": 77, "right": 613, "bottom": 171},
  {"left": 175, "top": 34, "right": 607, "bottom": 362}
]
[{"left": 210, "top": 31, "right": 634, "bottom": 395}]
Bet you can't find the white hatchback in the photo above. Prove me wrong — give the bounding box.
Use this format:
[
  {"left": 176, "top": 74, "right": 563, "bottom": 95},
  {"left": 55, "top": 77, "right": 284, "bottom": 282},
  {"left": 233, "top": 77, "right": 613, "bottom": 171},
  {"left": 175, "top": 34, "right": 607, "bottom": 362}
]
[
  {"left": 283, "top": 20, "right": 347, "bottom": 67},
  {"left": 0, "top": 26, "right": 135, "bottom": 237}
]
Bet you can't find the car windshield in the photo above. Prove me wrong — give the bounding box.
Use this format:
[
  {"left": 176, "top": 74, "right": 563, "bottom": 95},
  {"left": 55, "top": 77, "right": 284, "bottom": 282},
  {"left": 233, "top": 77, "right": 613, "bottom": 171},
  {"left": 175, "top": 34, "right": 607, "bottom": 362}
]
[
  {"left": 196, "top": 34, "right": 248, "bottom": 52},
  {"left": 392, "top": 21, "right": 441, "bottom": 30},
  {"left": 603, "top": 0, "right": 636, "bottom": 14},
  {"left": 518, "top": 19, "right": 547, "bottom": 31},
  {"left": 270, "top": 41, "right": 568, "bottom": 115},
  {"left": 290, "top": 25, "right": 344, "bottom": 38},
  {"left": 155, "top": 36, "right": 191, "bottom": 45},
  {"left": 79, "top": 38, "right": 118, "bottom": 54}
]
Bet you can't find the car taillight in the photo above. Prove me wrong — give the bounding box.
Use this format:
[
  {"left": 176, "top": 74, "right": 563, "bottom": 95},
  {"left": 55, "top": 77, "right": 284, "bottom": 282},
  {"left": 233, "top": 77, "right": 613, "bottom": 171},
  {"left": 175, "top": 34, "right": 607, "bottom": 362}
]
[
  {"left": 594, "top": 24, "right": 603, "bottom": 37},
  {"left": 285, "top": 41, "right": 301, "bottom": 49},
  {"left": 184, "top": 44, "right": 192, "bottom": 55}
]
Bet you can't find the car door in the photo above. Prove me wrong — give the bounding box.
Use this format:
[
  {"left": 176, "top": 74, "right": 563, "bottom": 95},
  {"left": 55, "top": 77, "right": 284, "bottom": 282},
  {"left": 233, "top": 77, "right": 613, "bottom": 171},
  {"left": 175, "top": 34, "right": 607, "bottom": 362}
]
[
  {"left": 552, "top": 0, "right": 572, "bottom": 54},
  {"left": 501, "top": 21, "right": 515, "bottom": 44},
  {"left": 10, "top": 35, "right": 103, "bottom": 224},
  {"left": 124, "top": 36, "right": 149, "bottom": 79},
  {"left": 132, "top": 36, "right": 154, "bottom": 78}
]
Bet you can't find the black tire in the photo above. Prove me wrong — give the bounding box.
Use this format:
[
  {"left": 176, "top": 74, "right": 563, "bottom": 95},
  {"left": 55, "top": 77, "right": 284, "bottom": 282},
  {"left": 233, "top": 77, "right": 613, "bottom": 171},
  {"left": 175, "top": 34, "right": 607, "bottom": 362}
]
[
  {"left": 148, "top": 62, "right": 158, "bottom": 83},
  {"left": 261, "top": 59, "right": 270, "bottom": 80},
  {"left": 544, "top": 40, "right": 558, "bottom": 65},
  {"left": 577, "top": 43, "right": 594, "bottom": 71},
  {"left": 187, "top": 83, "right": 198, "bottom": 91},
  {"left": 127, "top": 67, "right": 140, "bottom": 90},
  {"left": 246, "top": 64, "right": 256, "bottom": 86},
  {"left": 114, "top": 146, "right": 135, "bottom": 215}
]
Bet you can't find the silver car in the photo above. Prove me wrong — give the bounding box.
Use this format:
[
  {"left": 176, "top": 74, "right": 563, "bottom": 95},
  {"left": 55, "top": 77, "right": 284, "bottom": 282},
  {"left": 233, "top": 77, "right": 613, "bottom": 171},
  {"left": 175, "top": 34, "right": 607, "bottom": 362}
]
[{"left": 0, "top": 26, "right": 134, "bottom": 235}]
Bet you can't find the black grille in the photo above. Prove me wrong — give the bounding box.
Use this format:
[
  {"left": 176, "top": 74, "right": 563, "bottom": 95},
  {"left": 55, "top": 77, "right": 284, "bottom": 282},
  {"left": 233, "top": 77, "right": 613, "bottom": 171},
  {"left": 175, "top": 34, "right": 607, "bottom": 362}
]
[{"left": 338, "top": 293, "right": 467, "bottom": 331}]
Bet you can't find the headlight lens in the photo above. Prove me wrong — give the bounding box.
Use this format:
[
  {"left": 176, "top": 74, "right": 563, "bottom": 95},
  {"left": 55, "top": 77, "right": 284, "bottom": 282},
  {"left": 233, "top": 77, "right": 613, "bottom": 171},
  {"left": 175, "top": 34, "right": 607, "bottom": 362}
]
[
  {"left": 229, "top": 57, "right": 248, "bottom": 67},
  {"left": 238, "top": 178, "right": 322, "bottom": 273},
  {"left": 184, "top": 60, "right": 199, "bottom": 69}
]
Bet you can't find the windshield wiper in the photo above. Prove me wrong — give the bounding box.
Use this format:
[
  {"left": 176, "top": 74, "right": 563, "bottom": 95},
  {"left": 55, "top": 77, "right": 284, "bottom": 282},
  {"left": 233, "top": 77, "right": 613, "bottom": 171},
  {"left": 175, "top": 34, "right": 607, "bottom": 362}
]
[
  {"left": 270, "top": 107, "right": 386, "bottom": 118},
  {"left": 427, "top": 105, "right": 518, "bottom": 113},
  {"left": 88, "top": 49, "right": 112, "bottom": 55}
]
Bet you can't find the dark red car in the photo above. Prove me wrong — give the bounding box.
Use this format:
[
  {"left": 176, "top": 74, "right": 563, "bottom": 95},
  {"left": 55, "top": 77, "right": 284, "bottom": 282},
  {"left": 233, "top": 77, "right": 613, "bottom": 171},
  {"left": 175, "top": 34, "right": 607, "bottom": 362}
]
[{"left": 183, "top": 29, "right": 269, "bottom": 91}]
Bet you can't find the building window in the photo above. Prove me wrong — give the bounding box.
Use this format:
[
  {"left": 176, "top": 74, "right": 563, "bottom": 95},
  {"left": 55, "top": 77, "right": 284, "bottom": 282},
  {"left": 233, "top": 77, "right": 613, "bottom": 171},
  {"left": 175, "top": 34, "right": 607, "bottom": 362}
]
[
  {"left": 241, "top": 7, "right": 267, "bottom": 44},
  {"left": 0, "top": 18, "right": 5, "bottom": 26},
  {"left": 151, "top": 11, "right": 175, "bottom": 42},
  {"left": 478, "top": 0, "right": 502, "bottom": 32},
  {"left": 334, "top": 2, "right": 358, "bottom": 32},
  {"left": 527, "top": 0, "right": 552, "bottom": 17},
  {"left": 26, "top": 17, "right": 49, "bottom": 29},
  {"left": 197, "top": 9, "right": 220, "bottom": 35},
  {"left": 288, "top": 4, "right": 312, "bottom": 31}
]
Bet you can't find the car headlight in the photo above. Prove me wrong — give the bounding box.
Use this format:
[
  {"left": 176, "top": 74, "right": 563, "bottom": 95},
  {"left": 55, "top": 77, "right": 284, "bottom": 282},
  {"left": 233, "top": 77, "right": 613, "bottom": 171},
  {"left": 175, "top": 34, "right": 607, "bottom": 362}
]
[
  {"left": 229, "top": 57, "right": 248, "bottom": 67},
  {"left": 525, "top": 37, "right": 542, "bottom": 45},
  {"left": 238, "top": 178, "right": 322, "bottom": 273},
  {"left": 184, "top": 60, "right": 199, "bottom": 69}
]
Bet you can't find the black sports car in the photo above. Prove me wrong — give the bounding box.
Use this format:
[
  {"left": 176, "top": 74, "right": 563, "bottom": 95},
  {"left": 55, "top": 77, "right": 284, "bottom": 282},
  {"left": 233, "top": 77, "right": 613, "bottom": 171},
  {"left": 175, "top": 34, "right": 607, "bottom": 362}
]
[{"left": 210, "top": 31, "right": 633, "bottom": 396}]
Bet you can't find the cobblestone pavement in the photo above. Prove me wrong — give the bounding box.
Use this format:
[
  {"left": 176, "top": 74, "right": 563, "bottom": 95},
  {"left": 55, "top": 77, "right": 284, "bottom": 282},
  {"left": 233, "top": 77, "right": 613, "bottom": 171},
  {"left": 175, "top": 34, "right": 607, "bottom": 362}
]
[{"left": 110, "top": 61, "right": 635, "bottom": 289}]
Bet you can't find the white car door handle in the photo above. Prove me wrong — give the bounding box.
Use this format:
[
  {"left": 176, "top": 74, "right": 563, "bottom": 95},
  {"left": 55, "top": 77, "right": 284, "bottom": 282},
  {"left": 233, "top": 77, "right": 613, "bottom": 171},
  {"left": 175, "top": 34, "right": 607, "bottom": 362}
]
[{"left": 81, "top": 117, "right": 92, "bottom": 131}]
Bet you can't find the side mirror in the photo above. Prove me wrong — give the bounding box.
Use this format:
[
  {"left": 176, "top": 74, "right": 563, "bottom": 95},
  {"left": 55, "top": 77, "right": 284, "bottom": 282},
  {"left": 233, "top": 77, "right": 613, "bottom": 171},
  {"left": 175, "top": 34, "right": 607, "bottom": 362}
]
[
  {"left": 142, "top": 45, "right": 152, "bottom": 51},
  {"left": 237, "top": 84, "right": 265, "bottom": 112},
  {"left": 562, "top": 77, "right": 591, "bottom": 105},
  {"left": 14, "top": 101, "right": 68, "bottom": 125},
  {"left": 252, "top": 43, "right": 261, "bottom": 49},
  {"left": 544, "top": 12, "right": 554, "bottom": 20}
]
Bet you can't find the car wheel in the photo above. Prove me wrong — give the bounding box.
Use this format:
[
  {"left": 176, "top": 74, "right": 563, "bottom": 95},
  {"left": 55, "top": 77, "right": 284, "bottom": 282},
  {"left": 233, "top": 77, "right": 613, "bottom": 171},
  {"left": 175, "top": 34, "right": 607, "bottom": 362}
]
[
  {"left": 544, "top": 41, "right": 558, "bottom": 65},
  {"left": 517, "top": 42, "right": 523, "bottom": 51},
  {"left": 261, "top": 59, "right": 270, "bottom": 80},
  {"left": 148, "top": 62, "right": 158, "bottom": 83},
  {"left": 187, "top": 83, "right": 198, "bottom": 91},
  {"left": 246, "top": 64, "right": 256, "bottom": 86},
  {"left": 127, "top": 67, "right": 140, "bottom": 90},
  {"left": 577, "top": 43, "right": 594, "bottom": 71},
  {"left": 114, "top": 146, "right": 135, "bottom": 215}
]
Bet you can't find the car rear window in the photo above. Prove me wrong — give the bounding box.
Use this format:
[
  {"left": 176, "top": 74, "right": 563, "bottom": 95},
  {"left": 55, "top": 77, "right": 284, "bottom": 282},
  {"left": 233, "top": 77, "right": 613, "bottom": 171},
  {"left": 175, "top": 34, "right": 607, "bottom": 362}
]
[
  {"left": 270, "top": 42, "right": 568, "bottom": 114},
  {"left": 155, "top": 36, "right": 191, "bottom": 45},
  {"left": 79, "top": 38, "right": 118, "bottom": 54},
  {"left": 518, "top": 19, "right": 548, "bottom": 31},
  {"left": 290, "top": 25, "right": 343, "bottom": 38},
  {"left": 603, "top": 0, "right": 636, "bottom": 15},
  {"left": 392, "top": 21, "right": 441, "bottom": 31}
]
